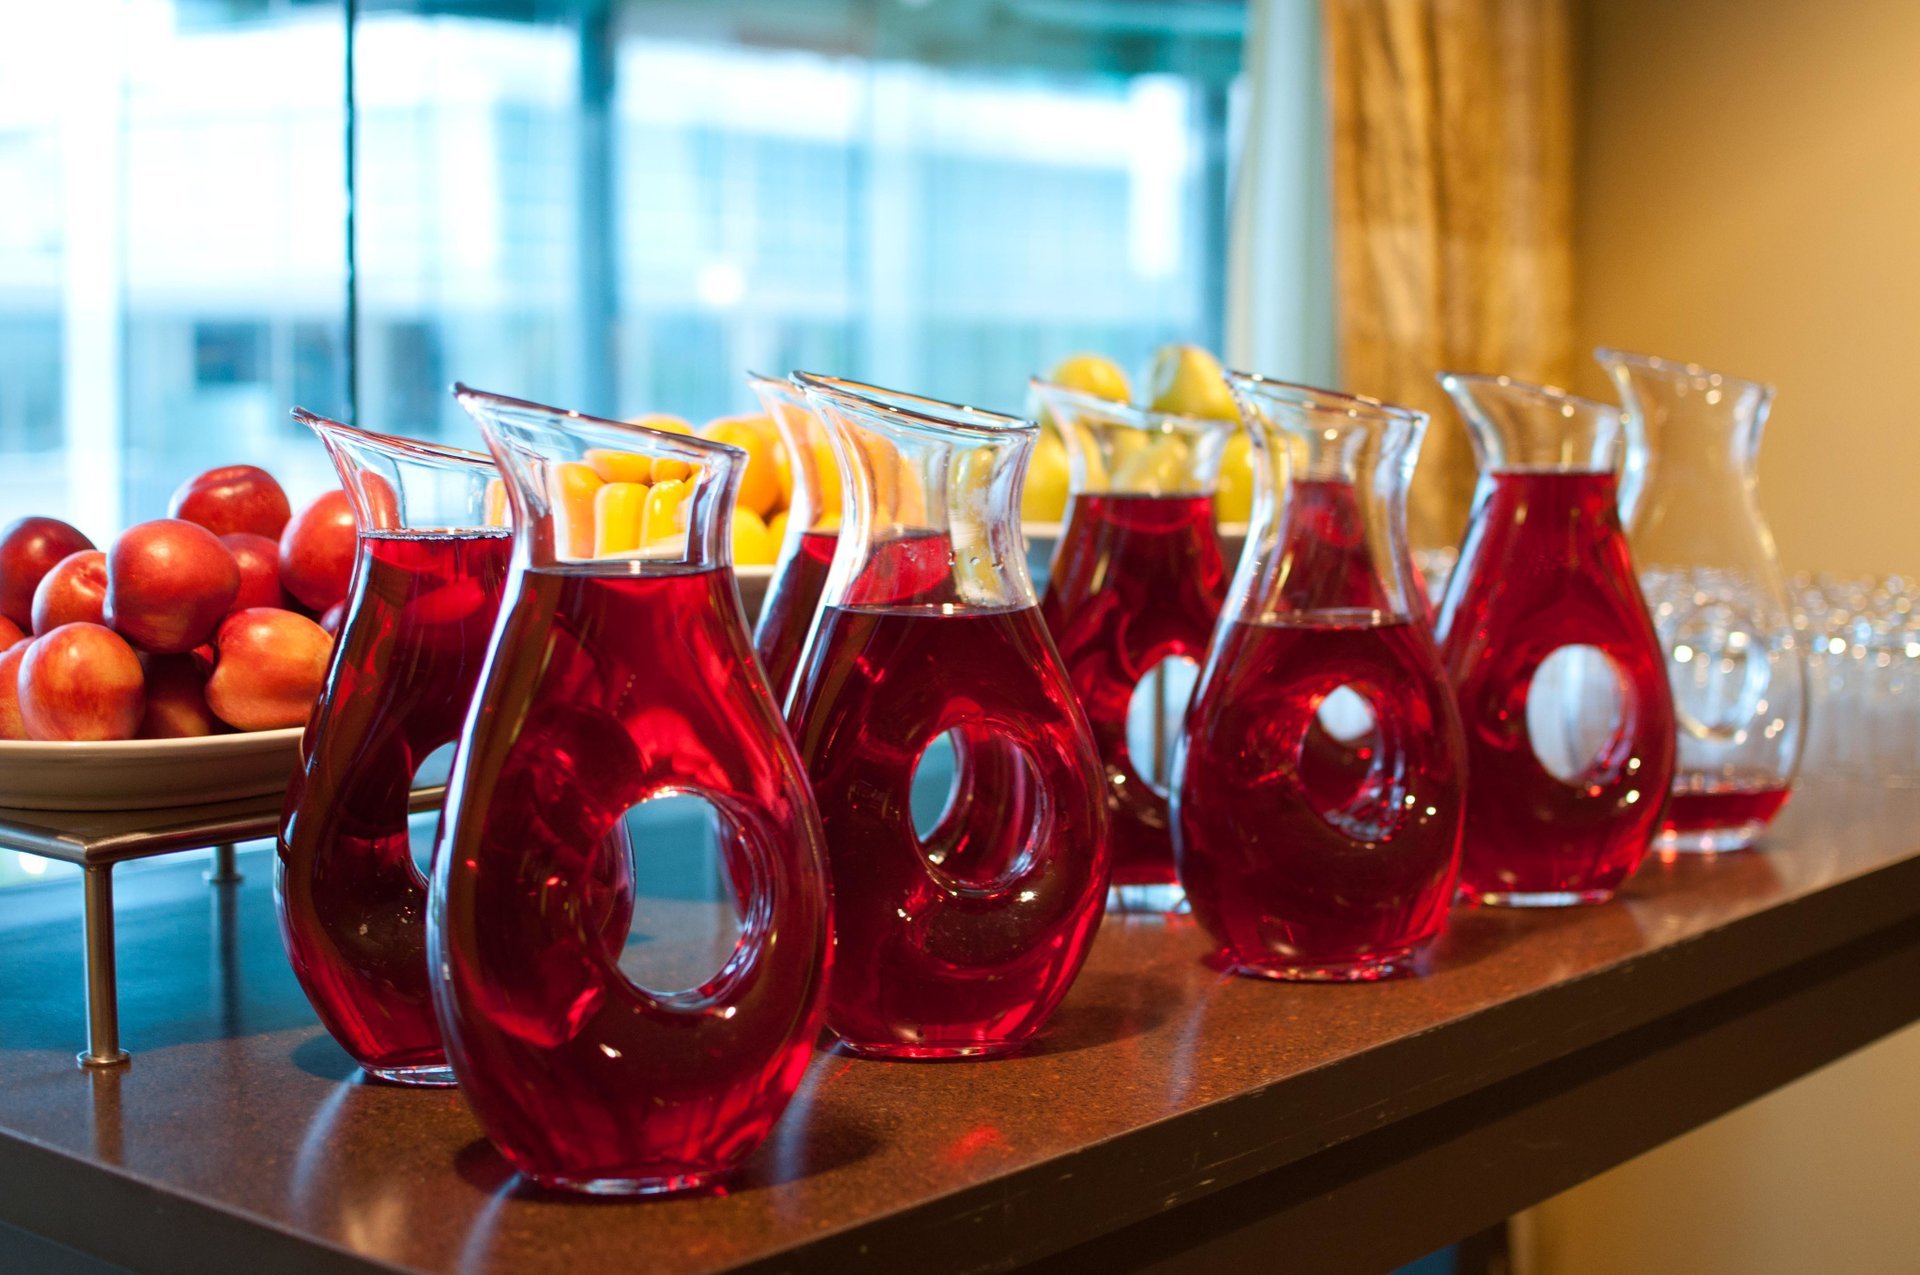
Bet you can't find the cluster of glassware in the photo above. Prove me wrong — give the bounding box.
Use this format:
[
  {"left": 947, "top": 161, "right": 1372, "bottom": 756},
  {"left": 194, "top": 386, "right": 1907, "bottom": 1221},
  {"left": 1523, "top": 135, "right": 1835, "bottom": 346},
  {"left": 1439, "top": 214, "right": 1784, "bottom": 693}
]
[{"left": 271, "top": 346, "right": 1809, "bottom": 1196}]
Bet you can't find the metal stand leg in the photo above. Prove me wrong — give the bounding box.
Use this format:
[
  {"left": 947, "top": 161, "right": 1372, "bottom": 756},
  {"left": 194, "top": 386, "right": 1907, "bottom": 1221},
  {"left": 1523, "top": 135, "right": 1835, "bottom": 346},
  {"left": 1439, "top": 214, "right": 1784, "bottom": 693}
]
[
  {"left": 78, "top": 865, "right": 129, "bottom": 1069},
  {"left": 204, "top": 842, "right": 241, "bottom": 885}
]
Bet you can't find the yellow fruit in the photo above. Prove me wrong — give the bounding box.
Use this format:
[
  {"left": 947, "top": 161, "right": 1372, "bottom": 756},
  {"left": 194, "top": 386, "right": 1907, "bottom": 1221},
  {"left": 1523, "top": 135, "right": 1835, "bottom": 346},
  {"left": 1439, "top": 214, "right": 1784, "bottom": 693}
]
[
  {"left": 593, "top": 481, "right": 646, "bottom": 557},
  {"left": 585, "top": 448, "right": 651, "bottom": 485},
  {"left": 1146, "top": 344, "right": 1239, "bottom": 421},
  {"left": 701, "top": 417, "right": 782, "bottom": 518},
  {"left": 652, "top": 456, "right": 694, "bottom": 484},
  {"left": 641, "top": 479, "right": 692, "bottom": 546},
  {"left": 731, "top": 507, "right": 779, "bottom": 566},
  {"left": 628, "top": 413, "right": 693, "bottom": 437},
  {"left": 1049, "top": 353, "right": 1132, "bottom": 404},
  {"left": 1022, "top": 430, "right": 1071, "bottom": 523},
  {"left": 767, "top": 509, "right": 790, "bottom": 546},
  {"left": 484, "top": 477, "right": 509, "bottom": 527},
  {"left": 799, "top": 437, "right": 842, "bottom": 526},
  {"left": 1112, "top": 436, "right": 1194, "bottom": 494},
  {"left": 1216, "top": 431, "right": 1255, "bottom": 523},
  {"left": 549, "top": 461, "right": 604, "bottom": 558}
]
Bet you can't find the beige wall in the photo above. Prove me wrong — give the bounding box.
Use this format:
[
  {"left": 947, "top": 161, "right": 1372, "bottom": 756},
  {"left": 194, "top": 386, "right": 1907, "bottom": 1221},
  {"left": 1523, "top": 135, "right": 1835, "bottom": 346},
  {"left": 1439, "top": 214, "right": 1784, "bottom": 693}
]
[
  {"left": 1528, "top": 3, "right": 1920, "bottom": 1270},
  {"left": 1569, "top": 0, "right": 1920, "bottom": 576}
]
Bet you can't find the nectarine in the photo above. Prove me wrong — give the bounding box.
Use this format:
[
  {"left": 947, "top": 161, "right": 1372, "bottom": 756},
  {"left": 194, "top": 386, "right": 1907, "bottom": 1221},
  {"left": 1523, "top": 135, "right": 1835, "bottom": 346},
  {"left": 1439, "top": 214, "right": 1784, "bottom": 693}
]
[
  {"left": 32, "top": 550, "right": 108, "bottom": 633},
  {"left": 105, "top": 519, "right": 240, "bottom": 654},
  {"left": 139, "top": 654, "right": 222, "bottom": 739},
  {"left": 222, "top": 532, "right": 289, "bottom": 612},
  {"left": 0, "top": 643, "right": 27, "bottom": 739},
  {"left": 169, "top": 464, "right": 293, "bottom": 540},
  {"left": 18, "top": 623, "right": 144, "bottom": 741},
  {"left": 279, "top": 490, "right": 357, "bottom": 612},
  {"left": 206, "top": 607, "right": 332, "bottom": 731},
  {"left": 0, "top": 517, "right": 95, "bottom": 630}
]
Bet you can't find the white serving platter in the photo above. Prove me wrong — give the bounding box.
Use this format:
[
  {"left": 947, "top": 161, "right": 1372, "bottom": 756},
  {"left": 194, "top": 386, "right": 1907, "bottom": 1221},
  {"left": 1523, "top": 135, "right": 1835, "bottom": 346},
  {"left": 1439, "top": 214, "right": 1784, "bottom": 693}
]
[{"left": 0, "top": 727, "right": 304, "bottom": 812}]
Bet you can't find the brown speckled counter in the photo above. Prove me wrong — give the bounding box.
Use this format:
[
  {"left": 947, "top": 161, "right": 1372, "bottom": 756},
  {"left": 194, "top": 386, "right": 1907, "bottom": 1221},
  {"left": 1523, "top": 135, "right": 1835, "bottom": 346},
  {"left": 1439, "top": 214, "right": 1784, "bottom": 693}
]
[{"left": 3, "top": 774, "right": 1920, "bottom": 1274}]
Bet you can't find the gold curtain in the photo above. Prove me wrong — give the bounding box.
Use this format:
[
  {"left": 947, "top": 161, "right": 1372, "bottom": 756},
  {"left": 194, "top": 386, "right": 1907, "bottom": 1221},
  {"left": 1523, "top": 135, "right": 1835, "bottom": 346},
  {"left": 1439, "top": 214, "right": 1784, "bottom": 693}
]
[{"left": 1322, "top": 0, "right": 1575, "bottom": 549}]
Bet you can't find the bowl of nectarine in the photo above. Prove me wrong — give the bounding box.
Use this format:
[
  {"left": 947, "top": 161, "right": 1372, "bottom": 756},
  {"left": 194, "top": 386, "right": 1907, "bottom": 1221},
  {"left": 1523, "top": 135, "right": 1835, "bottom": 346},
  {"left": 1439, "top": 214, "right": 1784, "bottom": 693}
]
[{"left": 0, "top": 466, "right": 353, "bottom": 811}]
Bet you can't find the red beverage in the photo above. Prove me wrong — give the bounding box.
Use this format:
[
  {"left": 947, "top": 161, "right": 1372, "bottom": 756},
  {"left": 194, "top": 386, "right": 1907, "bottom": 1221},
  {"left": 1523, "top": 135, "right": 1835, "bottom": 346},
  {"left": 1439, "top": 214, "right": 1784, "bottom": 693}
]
[
  {"left": 1175, "top": 613, "right": 1464, "bottom": 978},
  {"left": 431, "top": 564, "right": 830, "bottom": 1191},
  {"left": 278, "top": 530, "right": 536, "bottom": 1082},
  {"left": 754, "top": 529, "right": 837, "bottom": 703},
  {"left": 1259, "top": 478, "right": 1433, "bottom": 619},
  {"left": 1438, "top": 471, "right": 1676, "bottom": 904},
  {"left": 1660, "top": 775, "right": 1791, "bottom": 840},
  {"left": 1041, "top": 493, "right": 1224, "bottom": 887},
  {"left": 789, "top": 597, "right": 1108, "bottom": 1056}
]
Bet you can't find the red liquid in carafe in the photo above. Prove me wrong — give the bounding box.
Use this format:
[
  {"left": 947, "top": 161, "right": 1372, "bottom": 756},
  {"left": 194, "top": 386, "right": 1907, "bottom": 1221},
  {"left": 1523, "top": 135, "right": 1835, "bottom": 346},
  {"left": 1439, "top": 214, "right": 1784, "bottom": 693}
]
[
  {"left": 1660, "top": 775, "right": 1791, "bottom": 836},
  {"left": 1175, "top": 614, "right": 1465, "bottom": 978},
  {"left": 1041, "top": 494, "right": 1225, "bottom": 887},
  {"left": 1437, "top": 471, "right": 1676, "bottom": 902},
  {"left": 788, "top": 588, "right": 1108, "bottom": 1057},
  {"left": 277, "top": 530, "right": 524, "bottom": 1077},
  {"left": 432, "top": 565, "right": 829, "bottom": 1188},
  {"left": 754, "top": 529, "right": 836, "bottom": 703}
]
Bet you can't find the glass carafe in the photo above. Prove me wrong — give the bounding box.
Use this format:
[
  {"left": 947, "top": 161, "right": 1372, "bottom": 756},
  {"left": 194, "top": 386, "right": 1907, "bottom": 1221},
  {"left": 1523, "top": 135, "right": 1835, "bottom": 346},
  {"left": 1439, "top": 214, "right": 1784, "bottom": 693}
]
[
  {"left": 277, "top": 411, "right": 572, "bottom": 1086},
  {"left": 746, "top": 371, "right": 840, "bottom": 704},
  {"left": 1028, "top": 379, "right": 1231, "bottom": 908},
  {"left": 431, "top": 385, "right": 832, "bottom": 1196},
  {"left": 1435, "top": 374, "right": 1676, "bottom": 905},
  {"left": 787, "top": 372, "right": 1108, "bottom": 1059},
  {"left": 1173, "top": 378, "right": 1466, "bottom": 981},
  {"left": 1599, "top": 349, "right": 1806, "bottom": 852}
]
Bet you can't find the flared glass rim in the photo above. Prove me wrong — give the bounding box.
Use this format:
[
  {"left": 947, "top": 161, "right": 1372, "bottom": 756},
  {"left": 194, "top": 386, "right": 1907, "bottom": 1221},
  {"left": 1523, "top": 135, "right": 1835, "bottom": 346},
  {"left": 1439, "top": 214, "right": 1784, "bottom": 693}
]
[
  {"left": 1027, "top": 378, "right": 1236, "bottom": 437},
  {"left": 291, "top": 406, "right": 493, "bottom": 470},
  {"left": 1226, "top": 372, "right": 1427, "bottom": 426},
  {"left": 451, "top": 382, "right": 746, "bottom": 465},
  {"left": 1435, "top": 371, "right": 1621, "bottom": 421},
  {"left": 1592, "top": 347, "right": 1774, "bottom": 398},
  {"left": 745, "top": 369, "right": 804, "bottom": 406},
  {"left": 793, "top": 371, "right": 1035, "bottom": 440}
]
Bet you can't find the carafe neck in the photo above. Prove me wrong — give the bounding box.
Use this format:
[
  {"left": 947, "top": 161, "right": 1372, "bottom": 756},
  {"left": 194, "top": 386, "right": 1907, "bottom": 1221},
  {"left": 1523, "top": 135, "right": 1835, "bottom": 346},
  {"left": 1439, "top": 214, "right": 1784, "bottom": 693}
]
[{"left": 796, "top": 373, "right": 1038, "bottom": 612}]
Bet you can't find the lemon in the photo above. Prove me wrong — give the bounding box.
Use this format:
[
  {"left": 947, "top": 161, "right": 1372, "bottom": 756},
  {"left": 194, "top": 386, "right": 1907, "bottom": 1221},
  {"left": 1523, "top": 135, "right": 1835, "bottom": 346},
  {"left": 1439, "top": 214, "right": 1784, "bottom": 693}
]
[
  {"left": 593, "top": 481, "right": 647, "bottom": 557},
  {"left": 731, "top": 507, "right": 779, "bottom": 566},
  {"left": 1048, "top": 353, "right": 1131, "bottom": 404},
  {"left": 1022, "top": 430, "right": 1071, "bottom": 523},
  {"left": 1216, "top": 431, "right": 1255, "bottom": 523},
  {"left": 1145, "top": 344, "right": 1239, "bottom": 421}
]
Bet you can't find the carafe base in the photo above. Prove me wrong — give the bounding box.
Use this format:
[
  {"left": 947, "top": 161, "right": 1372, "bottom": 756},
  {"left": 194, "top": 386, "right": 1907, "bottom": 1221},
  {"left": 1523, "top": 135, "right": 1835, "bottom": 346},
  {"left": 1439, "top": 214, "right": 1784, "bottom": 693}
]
[
  {"left": 362, "top": 1062, "right": 457, "bottom": 1088},
  {"left": 1467, "top": 888, "right": 1615, "bottom": 909},
  {"left": 1655, "top": 824, "right": 1762, "bottom": 855},
  {"left": 530, "top": 1169, "right": 725, "bottom": 1198},
  {"left": 835, "top": 1038, "right": 1029, "bottom": 1062},
  {"left": 1225, "top": 945, "right": 1420, "bottom": 983},
  {"left": 1107, "top": 882, "right": 1188, "bottom": 915}
]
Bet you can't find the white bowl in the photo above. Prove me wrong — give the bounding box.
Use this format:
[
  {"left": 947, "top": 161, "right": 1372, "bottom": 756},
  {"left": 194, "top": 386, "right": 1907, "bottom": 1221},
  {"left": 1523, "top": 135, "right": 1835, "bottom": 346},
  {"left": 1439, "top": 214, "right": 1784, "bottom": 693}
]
[{"left": 0, "top": 727, "right": 304, "bottom": 812}]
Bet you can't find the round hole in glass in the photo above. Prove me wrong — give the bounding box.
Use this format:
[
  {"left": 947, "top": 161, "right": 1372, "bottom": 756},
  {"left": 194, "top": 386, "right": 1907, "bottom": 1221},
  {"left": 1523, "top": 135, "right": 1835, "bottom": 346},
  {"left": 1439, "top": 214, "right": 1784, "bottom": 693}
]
[
  {"left": 907, "top": 728, "right": 1045, "bottom": 893},
  {"left": 1526, "top": 644, "right": 1629, "bottom": 784},
  {"left": 1123, "top": 654, "right": 1203, "bottom": 799},
  {"left": 607, "top": 791, "right": 753, "bottom": 1003}
]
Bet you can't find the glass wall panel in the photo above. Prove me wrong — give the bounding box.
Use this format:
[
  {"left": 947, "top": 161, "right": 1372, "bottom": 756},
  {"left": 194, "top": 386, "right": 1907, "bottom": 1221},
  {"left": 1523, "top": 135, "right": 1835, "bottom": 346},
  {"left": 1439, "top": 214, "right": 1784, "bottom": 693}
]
[{"left": 352, "top": 0, "right": 1245, "bottom": 439}]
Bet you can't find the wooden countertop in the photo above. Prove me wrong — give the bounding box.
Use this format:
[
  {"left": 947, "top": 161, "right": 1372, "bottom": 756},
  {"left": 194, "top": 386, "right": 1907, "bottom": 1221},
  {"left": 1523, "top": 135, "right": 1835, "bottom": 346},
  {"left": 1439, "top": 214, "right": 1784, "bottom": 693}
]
[{"left": 3, "top": 772, "right": 1919, "bottom": 1274}]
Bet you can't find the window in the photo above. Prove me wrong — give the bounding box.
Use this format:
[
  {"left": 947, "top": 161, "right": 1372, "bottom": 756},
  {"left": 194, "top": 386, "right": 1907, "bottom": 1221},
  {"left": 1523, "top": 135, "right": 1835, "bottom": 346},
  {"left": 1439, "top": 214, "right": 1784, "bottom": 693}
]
[{"left": 0, "top": 0, "right": 1259, "bottom": 885}]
